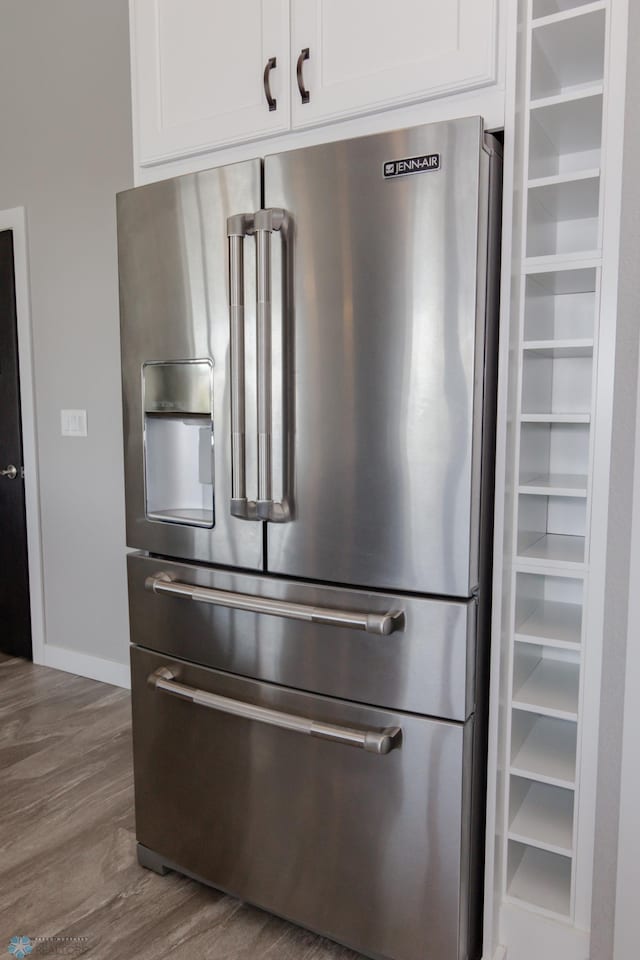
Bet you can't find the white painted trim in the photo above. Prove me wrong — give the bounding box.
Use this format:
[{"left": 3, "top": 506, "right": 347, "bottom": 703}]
[
  {"left": 574, "top": 0, "right": 629, "bottom": 928},
  {"left": 500, "top": 901, "right": 589, "bottom": 960},
  {"left": 613, "top": 342, "right": 640, "bottom": 958},
  {"left": 43, "top": 644, "right": 131, "bottom": 689},
  {"left": 133, "top": 86, "right": 507, "bottom": 186},
  {"left": 482, "top": 0, "right": 519, "bottom": 955},
  {"left": 0, "top": 207, "right": 46, "bottom": 666}
]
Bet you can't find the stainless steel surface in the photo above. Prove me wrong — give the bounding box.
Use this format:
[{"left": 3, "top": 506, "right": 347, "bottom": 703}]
[
  {"left": 227, "top": 207, "right": 290, "bottom": 523},
  {"left": 265, "top": 118, "right": 492, "bottom": 596},
  {"left": 263, "top": 56, "right": 277, "bottom": 111},
  {"left": 128, "top": 552, "right": 476, "bottom": 720},
  {"left": 0, "top": 465, "right": 17, "bottom": 479},
  {"left": 148, "top": 665, "right": 402, "bottom": 754},
  {"left": 227, "top": 212, "right": 258, "bottom": 520},
  {"left": 119, "top": 121, "right": 502, "bottom": 960},
  {"left": 143, "top": 359, "right": 212, "bottom": 415},
  {"left": 465, "top": 133, "right": 503, "bottom": 958},
  {"left": 254, "top": 207, "right": 289, "bottom": 521},
  {"left": 117, "top": 160, "right": 263, "bottom": 568},
  {"left": 132, "top": 645, "right": 473, "bottom": 960},
  {"left": 296, "top": 47, "right": 310, "bottom": 103},
  {"left": 145, "top": 569, "right": 403, "bottom": 636}
]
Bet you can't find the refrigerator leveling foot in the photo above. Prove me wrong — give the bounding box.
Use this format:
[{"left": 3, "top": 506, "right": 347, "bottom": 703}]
[{"left": 137, "top": 842, "right": 171, "bottom": 876}]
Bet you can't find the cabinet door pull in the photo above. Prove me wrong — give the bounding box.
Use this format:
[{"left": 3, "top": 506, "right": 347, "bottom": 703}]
[
  {"left": 296, "top": 47, "right": 310, "bottom": 104},
  {"left": 263, "top": 56, "right": 277, "bottom": 111}
]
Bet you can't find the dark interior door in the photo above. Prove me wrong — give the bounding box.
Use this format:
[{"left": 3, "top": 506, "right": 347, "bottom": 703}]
[{"left": 0, "top": 230, "right": 32, "bottom": 659}]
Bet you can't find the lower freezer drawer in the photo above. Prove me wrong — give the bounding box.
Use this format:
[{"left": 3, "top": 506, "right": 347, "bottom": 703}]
[{"left": 131, "top": 646, "right": 478, "bottom": 960}]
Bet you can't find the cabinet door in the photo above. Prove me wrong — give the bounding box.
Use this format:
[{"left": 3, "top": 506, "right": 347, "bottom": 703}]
[
  {"left": 290, "top": 0, "right": 497, "bottom": 127},
  {"left": 132, "top": 0, "right": 290, "bottom": 164}
]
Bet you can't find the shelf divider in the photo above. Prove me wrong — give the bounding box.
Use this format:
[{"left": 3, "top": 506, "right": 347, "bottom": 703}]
[{"left": 518, "top": 473, "right": 588, "bottom": 497}]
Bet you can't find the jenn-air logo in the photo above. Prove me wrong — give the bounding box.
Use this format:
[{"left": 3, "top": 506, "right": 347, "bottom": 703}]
[{"left": 383, "top": 153, "right": 440, "bottom": 179}]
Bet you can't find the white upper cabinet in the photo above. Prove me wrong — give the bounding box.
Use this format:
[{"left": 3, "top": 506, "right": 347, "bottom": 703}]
[
  {"left": 130, "top": 0, "right": 500, "bottom": 167},
  {"left": 290, "top": 0, "right": 498, "bottom": 127},
  {"left": 132, "top": 0, "right": 290, "bottom": 165}
]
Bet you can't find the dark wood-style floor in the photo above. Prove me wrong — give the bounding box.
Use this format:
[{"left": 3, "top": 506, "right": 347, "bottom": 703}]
[{"left": 0, "top": 654, "right": 362, "bottom": 959}]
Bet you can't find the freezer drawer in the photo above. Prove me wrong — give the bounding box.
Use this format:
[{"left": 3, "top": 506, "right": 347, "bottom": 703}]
[
  {"left": 127, "top": 552, "right": 477, "bottom": 721},
  {"left": 131, "top": 646, "right": 478, "bottom": 960}
]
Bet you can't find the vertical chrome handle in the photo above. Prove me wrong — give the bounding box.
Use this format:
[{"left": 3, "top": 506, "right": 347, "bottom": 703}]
[
  {"left": 254, "top": 208, "right": 290, "bottom": 522},
  {"left": 296, "top": 48, "right": 310, "bottom": 104},
  {"left": 263, "top": 56, "right": 277, "bottom": 111},
  {"left": 227, "top": 213, "right": 258, "bottom": 520}
]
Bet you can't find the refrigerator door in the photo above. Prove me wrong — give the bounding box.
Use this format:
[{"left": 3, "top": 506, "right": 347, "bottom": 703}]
[
  {"left": 117, "top": 160, "right": 263, "bottom": 569},
  {"left": 131, "top": 645, "right": 477, "bottom": 960},
  {"left": 264, "top": 118, "right": 492, "bottom": 596}
]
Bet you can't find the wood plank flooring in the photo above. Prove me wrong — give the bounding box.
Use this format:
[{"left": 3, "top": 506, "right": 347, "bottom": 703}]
[{"left": 0, "top": 655, "right": 362, "bottom": 960}]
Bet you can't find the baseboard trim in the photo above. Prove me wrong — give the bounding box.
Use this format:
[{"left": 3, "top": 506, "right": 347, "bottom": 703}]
[
  {"left": 43, "top": 645, "right": 131, "bottom": 689},
  {"left": 500, "top": 902, "right": 589, "bottom": 960}
]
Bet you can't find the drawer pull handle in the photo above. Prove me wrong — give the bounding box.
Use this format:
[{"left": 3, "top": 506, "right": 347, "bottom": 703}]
[
  {"left": 145, "top": 573, "right": 404, "bottom": 636},
  {"left": 148, "top": 667, "right": 402, "bottom": 755}
]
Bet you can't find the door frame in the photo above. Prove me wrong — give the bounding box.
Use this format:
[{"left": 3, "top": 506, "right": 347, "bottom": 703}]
[{"left": 0, "top": 207, "right": 45, "bottom": 663}]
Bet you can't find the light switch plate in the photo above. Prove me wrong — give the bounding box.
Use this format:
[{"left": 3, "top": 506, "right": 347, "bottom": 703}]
[{"left": 61, "top": 409, "right": 88, "bottom": 437}]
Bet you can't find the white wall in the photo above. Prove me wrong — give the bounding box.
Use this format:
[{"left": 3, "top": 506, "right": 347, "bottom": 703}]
[{"left": 0, "top": 0, "right": 133, "bottom": 674}]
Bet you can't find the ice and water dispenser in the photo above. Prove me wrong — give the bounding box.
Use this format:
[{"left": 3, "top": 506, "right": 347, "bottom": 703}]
[{"left": 143, "top": 360, "right": 214, "bottom": 528}]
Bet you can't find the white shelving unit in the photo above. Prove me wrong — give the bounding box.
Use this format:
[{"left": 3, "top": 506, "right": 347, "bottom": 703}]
[{"left": 498, "top": 0, "right": 611, "bottom": 936}]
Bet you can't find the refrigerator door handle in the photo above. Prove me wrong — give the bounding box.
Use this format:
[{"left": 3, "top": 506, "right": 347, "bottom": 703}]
[
  {"left": 148, "top": 666, "right": 402, "bottom": 754},
  {"left": 254, "top": 207, "right": 291, "bottom": 522},
  {"left": 145, "top": 572, "right": 405, "bottom": 636},
  {"left": 227, "top": 213, "right": 259, "bottom": 521}
]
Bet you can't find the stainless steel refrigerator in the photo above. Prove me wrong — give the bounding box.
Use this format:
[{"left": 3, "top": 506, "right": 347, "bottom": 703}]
[{"left": 117, "top": 117, "right": 502, "bottom": 960}]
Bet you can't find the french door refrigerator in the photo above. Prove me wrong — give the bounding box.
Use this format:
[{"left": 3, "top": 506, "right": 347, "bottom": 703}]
[{"left": 117, "top": 117, "right": 502, "bottom": 960}]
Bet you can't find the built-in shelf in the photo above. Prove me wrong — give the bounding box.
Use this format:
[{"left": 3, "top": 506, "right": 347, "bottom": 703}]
[
  {"left": 524, "top": 269, "right": 597, "bottom": 341},
  {"left": 519, "top": 473, "right": 588, "bottom": 497},
  {"left": 530, "top": 82, "right": 604, "bottom": 115},
  {"left": 531, "top": 0, "right": 606, "bottom": 30},
  {"left": 527, "top": 167, "right": 601, "bottom": 191},
  {"left": 524, "top": 252, "right": 602, "bottom": 273},
  {"left": 532, "top": 0, "right": 602, "bottom": 20},
  {"left": 513, "top": 656, "right": 580, "bottom": 721},
  {"left": 511, "top": 713, "right": 577, "bottom": 788},
  {"left": 523, "top": 262, "right": 598, "bottom": 289},
  {"left": 507, "top": 843, "right": 572, "bottom": 917},
  {"left": 509, "top": 778, "right": 575, "bottom": 855},
  {"left": 527, "top": 174, "right": 600, "bottom": 259},
  {"left": 515, "top": 599, "right": 583, "bottom": 649},
  {"left": 521, "top": 413, "right": 590, "bottom": 424},
  {"left": 520, "top": 421, "right": 591, "bottom": 484},
  {"left": 529, "top": 91, "right": 603, "bottom": 179},
  {"left": 502, "top": 0, "right": 610, "bottom": 927},
  {"left": 530, "top": 7, "right": 606, "bottom": 101},
  {"left": 517, "top": 532, "right": 585, "bottom": 567},
  {"left": 522, "top": 338, "right": 594, "bottom": 358}
]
